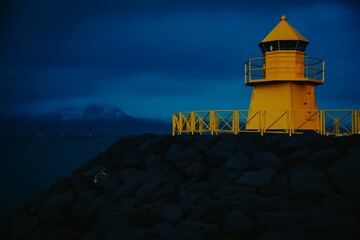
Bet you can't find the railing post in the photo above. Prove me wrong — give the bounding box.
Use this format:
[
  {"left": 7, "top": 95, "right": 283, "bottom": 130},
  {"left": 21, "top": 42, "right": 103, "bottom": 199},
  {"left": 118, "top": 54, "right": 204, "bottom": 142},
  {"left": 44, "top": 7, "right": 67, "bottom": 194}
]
[
  {"left": 178, "top": 113, "right": 183, "bottom": 135},
  {"left": 320, "top": 110, "right": 325, "bottom": 135},
  {"left": 317, "top": 110, "right": 321, "bottom": 135},
  {"left": 244, "top": 62, "right": 247, "bottom": 85},
  {"left": 358, "top": 110, "right": 360, "bottom": 134},
  {"left": 356, "top": 110, "right": 358, "bottom": 134},
  {"left": 210, "top": 111, "right": 215, "bottom": 135},
  {"left": 260, "top": 111, "right": 264, "bottom": 136},
  {"left": 249, "top": 59, "right": 252, "bottom": 82},
  {"left": 334, "top": 117, "right": 340, "bottom": 135},
  {"left": 288, "top": 110, "right": 292, "bottom": 136},
  {"left": 233, "top": 110, "right": 239, "bottom": 135},
  {"left": 172, "top": 114, "right": 176, "bottom": 136},
  {"left": 322, "top": 60, "right": 325, "bottom": 81},
  {"left": 190, "top": 112, "right": 195, "bottom": 135},
  {"left": 199, "top": 117, "right": 204, "bottom": 135},
  {"left": 352, "top": 110, "right": 355, "bottom": 135}
]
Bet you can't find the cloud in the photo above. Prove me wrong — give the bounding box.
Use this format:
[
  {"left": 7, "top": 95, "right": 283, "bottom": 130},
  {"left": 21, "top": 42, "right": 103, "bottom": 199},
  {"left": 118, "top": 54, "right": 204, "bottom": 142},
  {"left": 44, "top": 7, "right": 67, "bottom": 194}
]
[{"left": 0, "top": 0, "right": 359, "bottom": 116}]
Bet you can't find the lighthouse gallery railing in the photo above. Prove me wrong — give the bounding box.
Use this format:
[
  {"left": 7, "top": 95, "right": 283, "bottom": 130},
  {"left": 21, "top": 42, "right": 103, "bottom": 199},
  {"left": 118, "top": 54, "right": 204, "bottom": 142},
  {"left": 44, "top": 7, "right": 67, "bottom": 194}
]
[
  {"left": 244, "top": 55, "right": 325, "bottom": 85},
  {"left": 172, "top": 110, "right": 360, "bottom": 136}
]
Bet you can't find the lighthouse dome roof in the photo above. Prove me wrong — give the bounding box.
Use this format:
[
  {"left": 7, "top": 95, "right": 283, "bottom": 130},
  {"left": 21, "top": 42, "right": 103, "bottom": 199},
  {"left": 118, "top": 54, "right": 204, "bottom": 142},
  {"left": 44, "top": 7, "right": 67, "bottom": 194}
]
[{"left": 261, "top": 15, "right": 309, "bottom": 43}]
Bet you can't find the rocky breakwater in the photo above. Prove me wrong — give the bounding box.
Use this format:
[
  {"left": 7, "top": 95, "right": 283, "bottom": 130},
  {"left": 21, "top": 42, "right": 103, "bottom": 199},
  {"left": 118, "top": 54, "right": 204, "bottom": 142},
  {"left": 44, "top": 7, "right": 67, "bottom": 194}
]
[{"left": 1, "top": 133, "right": 360, "bottom": 240}]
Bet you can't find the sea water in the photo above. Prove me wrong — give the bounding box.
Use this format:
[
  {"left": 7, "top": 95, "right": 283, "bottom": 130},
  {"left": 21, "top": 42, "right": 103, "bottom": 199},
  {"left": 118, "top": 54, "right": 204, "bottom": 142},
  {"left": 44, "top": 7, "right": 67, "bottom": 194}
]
[{"left": 0, "top": 135, "right": 121, "bottom": 215}]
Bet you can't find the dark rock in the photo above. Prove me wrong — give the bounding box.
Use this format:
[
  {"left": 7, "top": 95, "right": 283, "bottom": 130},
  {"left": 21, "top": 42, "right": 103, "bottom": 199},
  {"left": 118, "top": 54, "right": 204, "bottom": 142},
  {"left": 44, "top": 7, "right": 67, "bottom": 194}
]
[
  {"left": 212, "top": 185, "right": 256, "bottom": 199},
  {"left": 266, "top": 172, "right": 291, "bottom": 195},
  {"left": 135, "top": 183, "right": 159, "bottom": 205},
  {"left": 83, "top": 166, "right": 108, "bottom": 184},
  {"left": 27, "top": 225, "right": 78, "bottom": 240},
  {"left": 2, "top": 134, "right": 360, "bottom": 240},
  {"left": 236, "top": 140, "right": 259, "bottom": 156},
  {"left": 209, "top": 168, "right": 242, "bottom": 187},
  {"left": 151, "top": 182, "right": 177, "bottom": 202},
  {"left": 106, "top": 221, "right": 148, "bottom": 240},
  {"left": 179, "top": 179, "right": 214, "bottom": 208},
  {"left": 207, "top": 141, "right": 236, "bottom": 167},
  {"left": 191, "top": 136, "right": 219, "bottom": 152},
  {"left": 151, "top": 222, "right": 177, "bottom": 237},
  {"left": 278, "top": 137, "right": 298, "bottom": 154},
  {"left": 163, "top": 142, "right": 187, "bottom": 161},
  {"left": 224, "top": 152, "right": 250, "bottom": 170},
  {"left": 236, "top": 169, "right": 275, "bottom": 187},
  {"left": 252, "top": 227, "right": 306, "bottom": 240},
  {"left": 176, "top": 219, "right": 225, "bottom": 240},
  {"left": 349, "top": 141, "right": 360, "bottom": 157},
  {"left": 284, "top": 199, "right": 320, "bottom": 213},
  {"left": 322, "top": 196, "right": 360, "bottom": 217},
  {"left": 151, "top": 204, "right": 186, "bottom": 224},
  {"left": 143, "top": 163, "right": 171, "bottom": 185},
  {"left": 94, "top": 198, "right": 123, "bottom": 220},
  {"left": 185, "top": 162, "right": 209, "bottom": 178},
  {"left": 249, "top": 195, "right": 289, "bottom": 211},
  {"left": 327, "top": 156, "right": 360, "bottom": 196},
  {"left": 69, "top": 173, "right": 86, "bottom": 193},
  {"left": 308, "top": 148, "right": 343, "bottom": 168},
  {"left": 284, "top": 148, "right": 312, "bottom": 168},
  {"left": 51, "top": 176, "right": 71, "bottom": 194},
  {"left": 141, "top": 153, "right": 160, "bottom": 168},
  {"left": 137, "top": 135, "right": 172, "bottom": 155},
  {"left": 43, "top": 190, "right": 74, "bottom": 207},
  {"left": 7, "top": 213, "right": 38, "bottom": 237},
  {"left": 171, "top": 147, "right": 204, "bottom": 168},
  {"left": 39, "top": 203, "right": 68, "bottom": 225},
  {"left": 114, "top": 150, "right": 144, "bottom": 169},
  {"left": 47, "top": 214, "right": 70, "bottom": 228},
  {"left": 71, "top": 194, "right": 104, "bottom": 218},
  {"left": 96, "top": 178, "right": 118, "bottom": 196},
  {"left": 117, "top": 197, "right": 136, "bottom": 213},
  {"left": 303, "top": 208, "right": 360, "bottom": 239},
  {"left": 255, "top": 211, "right": 305, "bottom": 227},
  {"left": 160, "top": 170, "right": 185, "bottom": 186},
  {"left": 71, "top": 216, "right": 93, "bottom": 233},
  {"left": 290, "top": 166, "right": 325, "bottom": 193},
  {"left": 119, "top": 168, "right": 144, "bottom": 190},
  {"left": 222, "top": 209, "right": 255, "bottom": 237},
  {"left": 250, "top": 151, "right": 283, "bottom": 170}
]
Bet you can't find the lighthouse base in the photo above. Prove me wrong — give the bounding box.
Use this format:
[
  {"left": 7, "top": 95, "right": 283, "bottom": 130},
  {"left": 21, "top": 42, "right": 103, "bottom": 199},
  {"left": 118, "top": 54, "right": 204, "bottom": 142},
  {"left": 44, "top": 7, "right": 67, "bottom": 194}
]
[{"left": 246, "top": 82, "right": 319, "bottom": 131}]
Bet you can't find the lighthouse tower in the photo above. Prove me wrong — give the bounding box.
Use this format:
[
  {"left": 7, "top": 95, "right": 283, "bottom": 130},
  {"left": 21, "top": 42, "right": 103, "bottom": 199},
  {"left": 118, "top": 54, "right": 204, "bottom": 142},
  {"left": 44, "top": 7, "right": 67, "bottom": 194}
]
[{"left": 245, "top": 15, "right": 324, "bottom": 132}]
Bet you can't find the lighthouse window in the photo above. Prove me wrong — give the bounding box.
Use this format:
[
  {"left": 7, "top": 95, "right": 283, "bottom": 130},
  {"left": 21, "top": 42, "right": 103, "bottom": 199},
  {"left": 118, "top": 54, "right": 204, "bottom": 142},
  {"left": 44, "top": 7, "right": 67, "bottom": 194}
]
[
  {"left": 263, "top": 41, "right": 279, "bottom": 52},
  {"left": 296, "top": 41, "right": 308, "bottom": 51},
  {"left": 280, "top": 40, "right": 297, "bottom": 50}
]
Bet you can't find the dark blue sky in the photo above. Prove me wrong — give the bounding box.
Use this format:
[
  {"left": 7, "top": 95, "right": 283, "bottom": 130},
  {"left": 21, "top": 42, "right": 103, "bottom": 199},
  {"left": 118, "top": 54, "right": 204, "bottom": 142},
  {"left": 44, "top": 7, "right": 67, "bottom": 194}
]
[{"left": 1, "top": 0, "right": 359, "bottom": 119}]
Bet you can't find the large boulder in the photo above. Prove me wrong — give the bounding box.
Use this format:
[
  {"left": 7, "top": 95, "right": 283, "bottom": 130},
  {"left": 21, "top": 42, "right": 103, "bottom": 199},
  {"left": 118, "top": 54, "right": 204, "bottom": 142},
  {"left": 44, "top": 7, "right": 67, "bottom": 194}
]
[
  {"left": 224, "top": 152, "right": 250, "bottom": 170},
  {"left": 290, "top": 166, "right": 325, "bottom": 194},
  {"left": 327, "top": 156, "right": 360, "bottom": 196},
  {"left": 284, "top": 148, "right": 312, "bottom": 168},
  {"left": 222, "top": 209, "right": 255, "bottom": 237},
  {"left": 308, "top": 148, "right": 343, "bottom": 168},
  {"left": 236, "top": 169, "right": 275, "bottom": 188},
  {"left": 250, "top": 151, "right": 283, "bottom": 171}
]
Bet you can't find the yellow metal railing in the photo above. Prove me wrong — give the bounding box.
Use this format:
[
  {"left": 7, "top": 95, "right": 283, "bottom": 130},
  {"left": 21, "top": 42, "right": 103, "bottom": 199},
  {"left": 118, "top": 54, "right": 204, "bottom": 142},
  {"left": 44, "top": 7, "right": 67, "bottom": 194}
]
[
  {"left": 244, "top": 55, "right": 325, "bottom": 85},
  {"left": 172, "top": 110, "right": 359, "bottom": 136}
]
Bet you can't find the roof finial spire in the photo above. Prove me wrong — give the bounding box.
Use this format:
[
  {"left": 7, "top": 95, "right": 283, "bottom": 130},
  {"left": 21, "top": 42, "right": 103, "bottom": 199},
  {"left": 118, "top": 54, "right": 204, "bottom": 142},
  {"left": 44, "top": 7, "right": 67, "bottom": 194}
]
[{"left": 281, "top": 15, "right": 287, "bottom": 21}]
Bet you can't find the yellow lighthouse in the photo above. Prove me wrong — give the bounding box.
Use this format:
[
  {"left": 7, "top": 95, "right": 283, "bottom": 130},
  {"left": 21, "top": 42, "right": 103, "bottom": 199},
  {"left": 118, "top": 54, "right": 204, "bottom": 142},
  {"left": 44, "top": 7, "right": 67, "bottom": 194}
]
[
  {"left": 245, "top": 15, "right": 324, "bottom": 132},
  {"left": 172, "top": 16, "right": 358, "bottom": 136}
]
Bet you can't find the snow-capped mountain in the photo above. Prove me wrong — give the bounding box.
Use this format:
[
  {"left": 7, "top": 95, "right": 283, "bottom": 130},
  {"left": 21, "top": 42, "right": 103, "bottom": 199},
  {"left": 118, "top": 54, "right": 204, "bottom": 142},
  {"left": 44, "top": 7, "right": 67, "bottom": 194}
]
[
  {"left": 82, "top": 104, "right": 126, "bottom": 120},
  {"left": 0, "top": 104, "right": 170, "bottom": 136},
  {"left": 44, "top": 107, "right": 86, "bottom": 120},
  {"left": 41, "top": 105, "right": 127, "bottom": 121}
]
